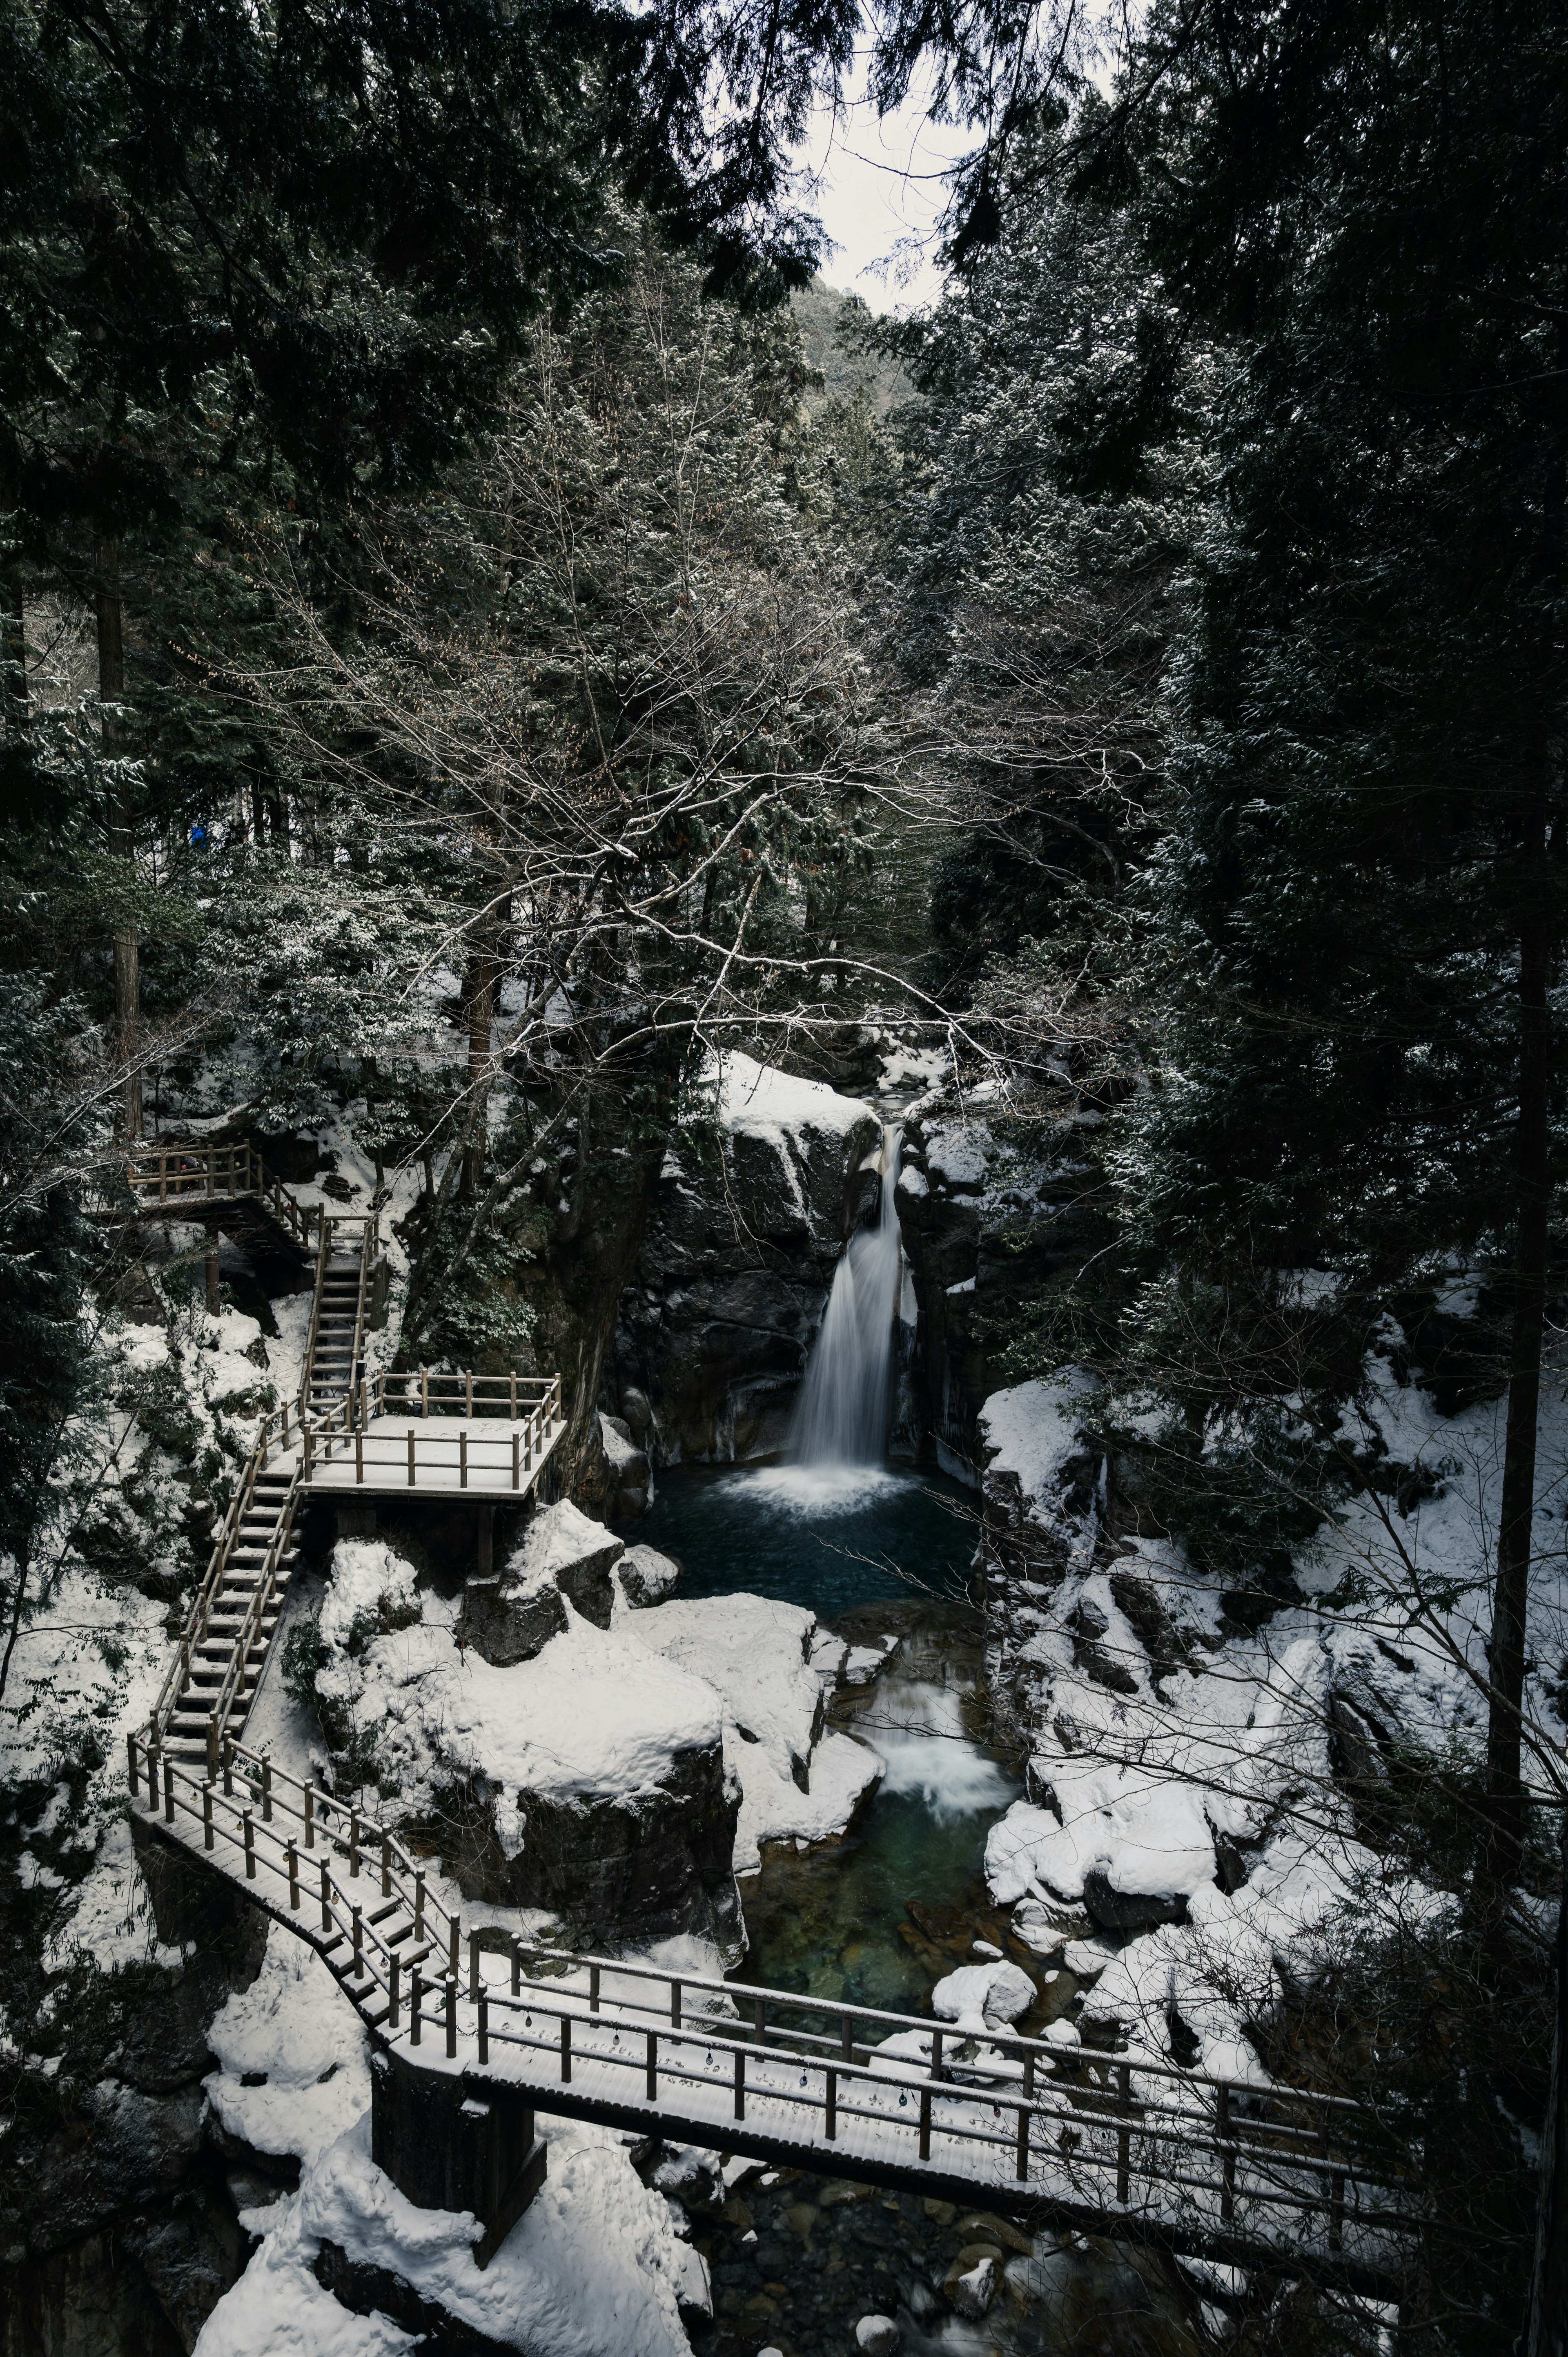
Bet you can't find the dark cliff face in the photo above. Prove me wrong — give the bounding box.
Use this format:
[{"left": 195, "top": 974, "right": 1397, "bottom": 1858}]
[
  {"left": 1, "top": 1828, "right": 273, "bottom": 2355},
  {"left": 893, "top": 1111, "right": 1109, "bottom": 1482},
  {"left": 613, "top": 1090, "right": 881, "bottom": 1464}
]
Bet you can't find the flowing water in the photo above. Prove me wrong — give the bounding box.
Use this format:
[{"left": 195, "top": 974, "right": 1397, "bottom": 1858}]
[
  {"left": 788, "top": 1123, "right": 904, "bottom": 1468},
  {"left": 641, "top": 1123, "right": 1031, "bottom": 2014},
  {"left": 638, "top": 1127, "right": 1166, "bottom": 2357}
]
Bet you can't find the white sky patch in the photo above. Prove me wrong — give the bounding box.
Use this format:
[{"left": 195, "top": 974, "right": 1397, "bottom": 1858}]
[{"left": 793, "top": 54, "right": 972, "bottom": 311}]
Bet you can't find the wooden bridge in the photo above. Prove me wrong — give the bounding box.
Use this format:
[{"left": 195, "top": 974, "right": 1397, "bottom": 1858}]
[
  {"left": 127, "top": 1732, "right": 1417, "bottom": 2297},
  {"left": 127, "top": 1143, "right": 564, "bottom": 1767}
]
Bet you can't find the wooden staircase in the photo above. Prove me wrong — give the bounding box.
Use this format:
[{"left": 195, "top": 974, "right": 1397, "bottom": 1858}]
[
  {"left": 162, "top": 1467, "right": 300, "bottom": 1765},
  {"left": 305, "top": 1243, "right": 368, "bottom": 1416},
  {"left": 156, "top": 1216, "right": 377, "bottom": 1766}
]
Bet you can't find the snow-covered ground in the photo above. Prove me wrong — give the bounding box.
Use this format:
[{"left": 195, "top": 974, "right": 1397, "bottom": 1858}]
[
  {"left": 972, "top": 1327, "right": 1568, "bottom": 2077},
  {"left": 198, "top": 1936, "right": 699, "bottom": 2357}
]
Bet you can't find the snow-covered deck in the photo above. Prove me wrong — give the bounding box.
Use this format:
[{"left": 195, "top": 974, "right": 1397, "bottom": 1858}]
[{"left": 294, "top": 1409, "right": 567, "bottom": 1499}]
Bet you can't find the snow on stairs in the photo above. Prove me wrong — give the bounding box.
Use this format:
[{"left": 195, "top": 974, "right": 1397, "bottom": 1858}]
[
  {"left": 161, "top": 1468, "right": 300, "bottom": 1765},
  {"left": 306, "top": 1249, "right": 365, "bottom": 1414}
]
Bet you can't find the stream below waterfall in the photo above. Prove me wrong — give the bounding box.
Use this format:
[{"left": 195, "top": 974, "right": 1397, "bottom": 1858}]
[{"left": 641, "top": 1465, "right": 1056, "bottom": 2021}]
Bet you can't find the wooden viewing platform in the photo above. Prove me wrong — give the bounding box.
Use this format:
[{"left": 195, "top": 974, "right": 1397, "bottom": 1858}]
[
  {"left": 297, "top": 1370, "right": 566, "bottom": 1498},
  {"left": 128, "top": 1733, "right": 1419, "bottom": 2297}
]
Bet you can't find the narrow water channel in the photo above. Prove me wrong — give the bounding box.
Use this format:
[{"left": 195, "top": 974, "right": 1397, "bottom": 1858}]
[{"left": 641, "top": 1465, "right": 1027, "bottom": 2018}]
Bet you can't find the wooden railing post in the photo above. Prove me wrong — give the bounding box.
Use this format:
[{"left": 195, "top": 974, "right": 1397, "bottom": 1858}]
[
  {"left": 460, "top": 1432, "right": 468, "bottom": 1489},
  {"left": 1216, "top": 2083, "right": 1235, "bottom": 2223},
  {"left": 204, "top": 1783, "right": 214, "bottom": 1850},
  {"left": 287, "top": 1840, "right": 299, "bottom": 1909},
  {"left": 477, "top": 1987, "right": 489, "bottom": 2067},
  {"left": 561, "top": 2016, "right": 572, "bottom": 2083},
  {"left": 1117, "top": 2063, "right": 1132, "bottom": 2205},
  {"left": 243, "top": 1810, "right": 255, "bottom": 1878},
  {"left": 163, "top": 1756, "right": 175, "bottom": 1824},
  {"left": 408, "top": 1428, "right": 416, "bottom": 1487},
  {"left": 826, "top": 2068, "right": 837, "bottom": 2141},
  {"left": 320, "top": 1859, "right": 332, "bottom": 1932},
  {"left": 127, "top": 1731, "right": 139, "bottom": 1797},
  {"left": 410, "top": 1968, "right": 423, "bottom": 2047},
  {"left": 647, "top": 2030, "right": 658, "bottom": 2101},
  {"left": 445, "top": 1978, "right": 457, "bottom": 2058}
]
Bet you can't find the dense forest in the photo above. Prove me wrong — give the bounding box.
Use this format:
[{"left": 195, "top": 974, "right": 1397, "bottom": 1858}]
[{"left": 2, "top": 0, "right": 1565, "bottom": 2351}]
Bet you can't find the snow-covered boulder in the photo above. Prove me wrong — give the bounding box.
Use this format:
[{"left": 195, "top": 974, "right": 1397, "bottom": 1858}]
[
  {"left": 508, "top": 1501, "right": 624, "bottom": 1626},
  {"left": 458, "top": 1501, "right": 624, "bottom": 1664},
  {"left": 324, "top": 1594, "right": 742, "bottom": 1951},
  {"left": 196, "top": 2113, "right": 695, "bottom": 2357},
  {"left": 930, "top": 1958, "right": 1036, "bottom": 2035},
  {"left": 615, "top": 1544, "right": 681, "bottom": 1609},
  {"left": 630, "top": 1594, "right": 882, "bottom": 1871}
]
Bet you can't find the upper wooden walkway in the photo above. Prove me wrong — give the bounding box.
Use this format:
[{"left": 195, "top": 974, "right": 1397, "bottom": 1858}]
[
  {"left": 128, "top": 1731, "right": 1417, "bottom": 2297},
  {"left": 127, "top": 1142, "right": 563, "bottom": 1764}
]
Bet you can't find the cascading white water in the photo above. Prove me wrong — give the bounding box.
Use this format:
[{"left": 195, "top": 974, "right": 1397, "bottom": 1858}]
[{"left": 790, "top": 1124, "right": 904, "bottom": 1468}]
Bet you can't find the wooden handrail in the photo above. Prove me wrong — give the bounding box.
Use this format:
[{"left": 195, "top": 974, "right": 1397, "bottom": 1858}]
[{"left": 126, "top": 1731, "right": 1417, "bottom": 2284}]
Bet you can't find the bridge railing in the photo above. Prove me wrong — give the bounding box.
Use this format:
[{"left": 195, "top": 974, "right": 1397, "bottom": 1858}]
[
  {"left": 126, "top": 1733, "right": 1416, "bottom": 2282},
  {"left": 299, "top": 1369, "right": 563, "bottom": 1492}
]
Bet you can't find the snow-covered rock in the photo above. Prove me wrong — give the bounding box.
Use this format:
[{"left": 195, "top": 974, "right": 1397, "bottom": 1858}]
[
  {"left": 196, "top": 2113, "right": 693, "bottom": 2357},
  {"left": 456, "top": 1502, "right": 625, "bottom": 1664},
  {"left": 321, "top": 1590, "right": 741, "bottom": 1949},
  {"left": 930, "top": 1958, "right": 1036, "bottom": 2034},
  {"left": 615, "top": 1544, "right": 681, "bottom": 1610},
  {"left": 632, "top": 1594, "right": 883, "bottom": 1871},
  {"left": 205, "top": 1930, "right": 372, "bottom": 2168}
]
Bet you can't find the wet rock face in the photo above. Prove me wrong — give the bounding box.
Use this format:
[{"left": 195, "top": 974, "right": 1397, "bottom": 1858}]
[
  {"left": 614, "top": 1073, "right": 880, "bottom": 1463},
  {"left": 459, "top": 1499, "right": 623, "bottom": 1662},
  {"left": 2, "top": 1836, "right": 271, "bottom": 2352},
  {"left": 894, "top": 1115, "right": 1106, "bottom": 1479},
  {"left": 1081, "top": 1868, "right": 1190, "bottom": 1935}
]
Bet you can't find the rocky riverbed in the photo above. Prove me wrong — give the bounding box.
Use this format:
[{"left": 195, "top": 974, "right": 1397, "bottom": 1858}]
[{"left": 639, "top": 2143, "right": 1207, "bottom": 2357}]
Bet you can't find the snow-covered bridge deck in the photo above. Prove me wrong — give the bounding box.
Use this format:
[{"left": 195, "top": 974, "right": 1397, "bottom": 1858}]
[{"left": 128, "top": 1734, "right": 1417, "bottom": 2296}]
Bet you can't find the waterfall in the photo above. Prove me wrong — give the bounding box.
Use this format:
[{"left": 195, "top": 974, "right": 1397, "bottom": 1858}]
[{"left": 791, "top": 1125, "right": 904, "bottom": 1468}]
